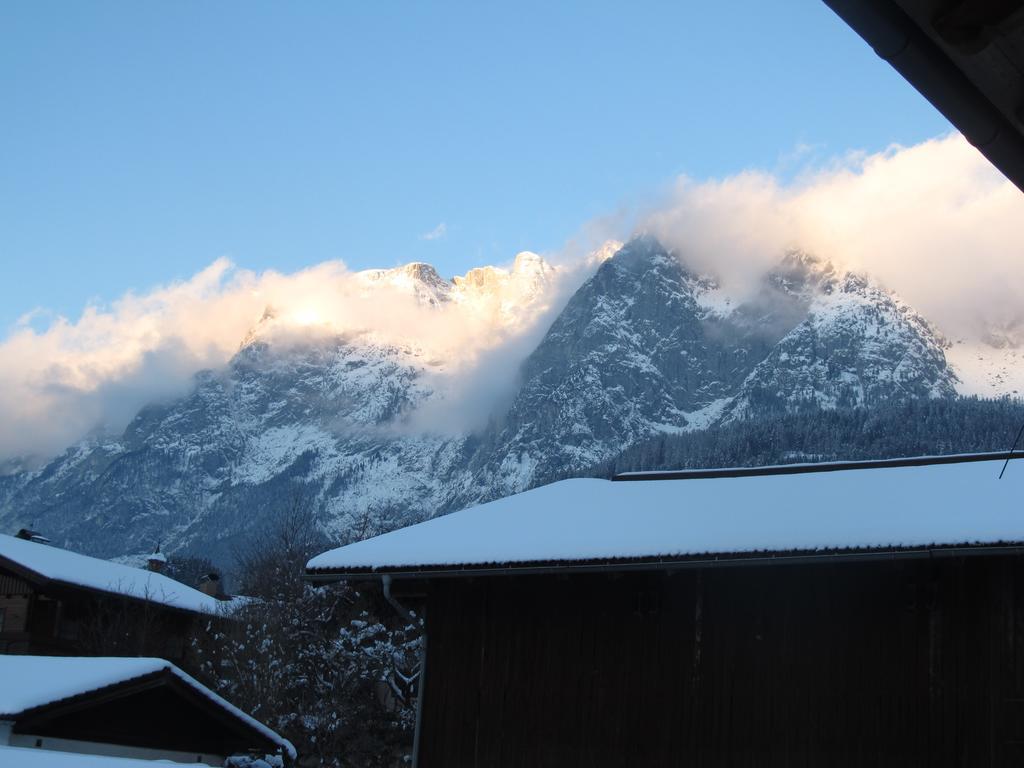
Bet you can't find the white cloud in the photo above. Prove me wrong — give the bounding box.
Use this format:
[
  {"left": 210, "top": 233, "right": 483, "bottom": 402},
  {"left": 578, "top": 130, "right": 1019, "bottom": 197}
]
[
  {"left": 419, "top": 222, "right": 447, "bottom": 241},
  {"left": 642, "top": 133, "right": 1024, "bottom": 338},
  {"left": 0, "top": 254, "right": 574, "bottom": 462}
]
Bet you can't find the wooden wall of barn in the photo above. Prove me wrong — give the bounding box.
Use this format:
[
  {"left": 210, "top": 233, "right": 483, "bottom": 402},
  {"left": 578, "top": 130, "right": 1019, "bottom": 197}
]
[{"left": 418, "top": 555, "right": 1024, "bottom": 767}]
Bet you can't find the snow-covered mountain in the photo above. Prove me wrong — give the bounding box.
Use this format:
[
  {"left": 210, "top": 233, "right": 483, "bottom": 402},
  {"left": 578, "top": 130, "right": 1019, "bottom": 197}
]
[
  {"left": 464, "top": 239, "right": 957, "bottom": 496},
  {"left": 725, "top": 264, "right": 957, "bottom": 418},
  {"left": 0, "top": 238, "right": 989, "bottom": 563}
]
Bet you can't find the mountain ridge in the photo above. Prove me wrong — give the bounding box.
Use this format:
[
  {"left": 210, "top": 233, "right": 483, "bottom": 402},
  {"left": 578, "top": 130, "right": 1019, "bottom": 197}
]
[{"left": 0, "top": 237, "right": 1011, "bottom": 564}]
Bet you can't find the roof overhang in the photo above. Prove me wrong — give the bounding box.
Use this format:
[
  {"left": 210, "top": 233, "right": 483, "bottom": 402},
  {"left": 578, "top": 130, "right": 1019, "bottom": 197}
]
[
  {"left": 306, "top": 542, "right": 1024, "bottom": 583},
  {"left": 823, "top": 0, "right": 1024, "bottom": 193}
]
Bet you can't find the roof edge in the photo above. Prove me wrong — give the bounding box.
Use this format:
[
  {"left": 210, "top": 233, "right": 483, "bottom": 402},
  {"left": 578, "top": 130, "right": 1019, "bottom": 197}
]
[
  {"left": 306, "top": 542, "right": 1024, "bottom": 582},
  {"left": 612, "top": 451, "right": 1024, "bottom": 482}
]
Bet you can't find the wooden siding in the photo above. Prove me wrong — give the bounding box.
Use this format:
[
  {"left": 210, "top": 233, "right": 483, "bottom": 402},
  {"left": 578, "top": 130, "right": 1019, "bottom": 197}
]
[
  {"left": 0, "top": 569, "right": 32, "bottom": 596},
  {"left": 419, "top": 555, "right": 1024, "bottom": 767},
  {"left": 0, "top": 570, "right": 197, "bottom": 658},
  {"left": 0, "top": 595, "right": 29, "bottom": 633}
]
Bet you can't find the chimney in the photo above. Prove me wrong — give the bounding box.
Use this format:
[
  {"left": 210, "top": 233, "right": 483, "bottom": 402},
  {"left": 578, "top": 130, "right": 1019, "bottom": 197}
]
[
  {"left": 146, "top": 545, "right": 167, "bottom": 573},
  {"left": 15, "top": 528, "right": 51, "bottom": 544},
  {"left": 198, "top": 572, "right": 224, "bottom": 599}
]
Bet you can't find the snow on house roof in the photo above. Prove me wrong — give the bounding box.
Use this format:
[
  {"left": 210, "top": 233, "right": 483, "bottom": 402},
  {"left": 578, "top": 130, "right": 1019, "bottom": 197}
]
[
  {"left": 0, "top": 745, "right": 194, "bottom": 767},
  {"left": 307, "top": 454, "right": 1024, "bottom": 577},
  {"left": 0, "top": 534, "right": 223, "bottom": 615},
  {"left": 0, "top": 656, "right": 296, "bottom": 759}
]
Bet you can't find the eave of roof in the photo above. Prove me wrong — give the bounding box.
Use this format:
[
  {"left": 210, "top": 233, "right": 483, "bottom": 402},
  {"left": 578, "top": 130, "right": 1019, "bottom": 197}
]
[
  {"left": 0, "top": 534, "right": 225, "bottom": 616},
  {"left": 823, "top": 0, "right": 1024, "bottom": 193},
  {"left": 0, "top": 559, "right": 213, "bottom": 619},
  {"left": 306, "top": 542, "right": 1024, "bottom": 582}
]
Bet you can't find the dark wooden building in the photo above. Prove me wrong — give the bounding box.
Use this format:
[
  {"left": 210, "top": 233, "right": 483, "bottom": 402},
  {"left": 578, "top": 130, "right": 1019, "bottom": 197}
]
[
  {"left": 0, "top": 532, "right": 226, "bottom": 658},
  {"left": 0, "top": 655, "right": 294, "bottom": 765},
  {"left": 307, "top": 452, "right": 1024, "bottom": 767}
]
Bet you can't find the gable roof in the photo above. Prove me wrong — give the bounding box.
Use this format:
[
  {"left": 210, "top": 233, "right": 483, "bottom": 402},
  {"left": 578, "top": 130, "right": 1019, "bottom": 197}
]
[
  {"left": 307, "top": 452, "right": 1024, "bottom": 579},
  {"left": 0, "top": 655, "right": 295, "bottom": 760},
  {"left": 0, "top": 534, "right": 223, "bottom": 615}
]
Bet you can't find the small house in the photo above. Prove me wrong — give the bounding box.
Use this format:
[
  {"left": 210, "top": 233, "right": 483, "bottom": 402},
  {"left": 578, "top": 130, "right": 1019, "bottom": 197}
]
[
  {"left": 307, "top": 452, "right": 1024, "bottom": 767},
  {"left": 0, "top": 655, "right": 294, "bottom": 766},
  {"left": 0, "top": 534, "right": 226, "bottom": 657}
]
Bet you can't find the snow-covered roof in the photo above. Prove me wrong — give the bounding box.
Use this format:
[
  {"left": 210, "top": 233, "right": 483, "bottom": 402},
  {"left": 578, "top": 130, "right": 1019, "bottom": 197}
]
[
  {"left": 0, "top": 534, "right": 223, "bottom": 615},
  {"left": 0, "top": 656, "right": 295, "bottom": 759},
  {"left": 307, "top": 455, "right": 1024, "bottom": 576},
  {"left": 0, "top": 745, "right": 192, "bottom": 767}
]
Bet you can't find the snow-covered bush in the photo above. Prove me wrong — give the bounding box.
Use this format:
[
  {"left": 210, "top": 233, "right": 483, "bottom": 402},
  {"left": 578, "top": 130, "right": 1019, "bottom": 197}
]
[
  {"left": 188, "top": 498, "right": 420, "bottom": 767},
  {"left": 225, "top": 755, "right": 284, "bottom": 768}
]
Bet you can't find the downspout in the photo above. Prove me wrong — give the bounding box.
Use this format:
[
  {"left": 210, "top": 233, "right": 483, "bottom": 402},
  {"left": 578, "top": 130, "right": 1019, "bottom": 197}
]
[{"left": 382, "top": 574, "right": 427, "bottom": 768}]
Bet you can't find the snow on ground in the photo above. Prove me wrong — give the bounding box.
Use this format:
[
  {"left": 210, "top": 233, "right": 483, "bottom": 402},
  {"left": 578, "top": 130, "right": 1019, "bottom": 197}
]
[
  {"left": 0, "top": 656, "right": 295, "bottom": 758},
  {"left": 0, "top": 534, "right": 223, "bottom": 615},
  {"left": 308, "top": 456, "right": 1024, "bottom": 573},
  {"left": 947, "top": 339, "right": 1024, "bottom": 397}
]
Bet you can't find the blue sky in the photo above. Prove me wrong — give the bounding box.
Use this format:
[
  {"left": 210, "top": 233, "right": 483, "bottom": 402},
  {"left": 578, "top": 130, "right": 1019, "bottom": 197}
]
[{"left": 0, "top": 0, "right": 951, "bottom": 332}]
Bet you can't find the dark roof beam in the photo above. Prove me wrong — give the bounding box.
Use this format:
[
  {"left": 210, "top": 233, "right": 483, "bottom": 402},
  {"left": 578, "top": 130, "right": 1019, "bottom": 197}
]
[{"left": 824, "top": 0, "right": 1024, "bottom": 193}]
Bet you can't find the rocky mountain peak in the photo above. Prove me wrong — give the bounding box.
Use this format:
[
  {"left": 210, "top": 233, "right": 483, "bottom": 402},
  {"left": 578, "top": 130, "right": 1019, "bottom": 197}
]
[
  {"left": 769, "top": 250, "right": 837, "bottom": 296},
  {"left": 355, "top": 261, "right": 452, "bottom": 306},
  {"left": 453, "top": 266, "right": 502, "bottom": 291},
  {"left": 606, "top": 234, "right": 678, "bottom": 275},
  {"left": 453, "top": 252, "right": 553, "bottom": 292},
  {"left": 400, "top": 261, "right": 446, "bottom": 285},
  {"left": 511, "top": 250, "right": 548, "bottom": 273}
]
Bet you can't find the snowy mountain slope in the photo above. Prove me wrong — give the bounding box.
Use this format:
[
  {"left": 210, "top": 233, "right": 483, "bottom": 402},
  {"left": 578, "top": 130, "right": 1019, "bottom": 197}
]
[
  {"left": 0, "top": 335, "right": 462, "bottom": 561},
  {"left": 946, "top": 339, "right": 1024, "bottom": 397},
  {"left": 0, "top": 237, "right": 979, "bottom": 563},
  {"left": 726, "top": 271, "right": 957, "bottom": 417}
]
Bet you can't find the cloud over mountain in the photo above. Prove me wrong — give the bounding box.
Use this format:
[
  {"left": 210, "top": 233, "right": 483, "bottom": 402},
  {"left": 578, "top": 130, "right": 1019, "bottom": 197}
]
[
  {"left": 2, "top": 132, "right": 1022, "bottom": 463},
  {"left": 643, "top": 133, "right": 1024, "bottom": 338},
  {"left": 0, "top": 254, "right": 566, "bottom": 462}
]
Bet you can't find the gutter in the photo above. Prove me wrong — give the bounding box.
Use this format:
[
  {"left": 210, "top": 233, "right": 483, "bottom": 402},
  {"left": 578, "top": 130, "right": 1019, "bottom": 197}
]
[{"left": 308, "top": 543, "right": 1024, "bottom": 583}]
